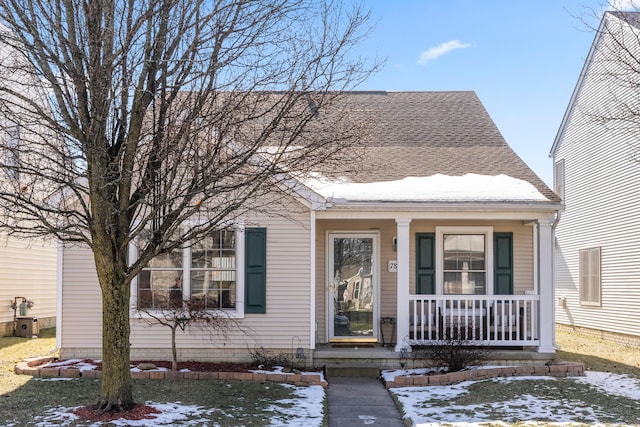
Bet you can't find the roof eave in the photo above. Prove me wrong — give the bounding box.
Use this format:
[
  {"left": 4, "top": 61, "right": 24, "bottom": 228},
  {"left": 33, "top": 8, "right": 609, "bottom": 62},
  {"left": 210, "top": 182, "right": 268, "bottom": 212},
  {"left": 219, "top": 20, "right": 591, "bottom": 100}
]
[{"left": 319, "top": 199, "right": 562, "bottom": 212}]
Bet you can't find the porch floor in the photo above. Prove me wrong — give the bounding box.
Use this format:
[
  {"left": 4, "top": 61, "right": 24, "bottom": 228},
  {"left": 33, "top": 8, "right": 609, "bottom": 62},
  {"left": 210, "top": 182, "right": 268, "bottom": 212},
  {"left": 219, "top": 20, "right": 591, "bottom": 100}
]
[{"left": 312, "top": 343, "right": 556, "bottom": 377}]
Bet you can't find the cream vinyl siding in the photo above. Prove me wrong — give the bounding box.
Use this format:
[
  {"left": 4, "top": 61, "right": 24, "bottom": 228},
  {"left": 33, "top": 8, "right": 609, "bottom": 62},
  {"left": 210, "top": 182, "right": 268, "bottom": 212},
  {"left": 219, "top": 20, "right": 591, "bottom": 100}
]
[
  {"left": 131, "top": 206, "right": 313, "bottom": 351},
  {"left": 554, "top": 13, "right": 640, "bottom": 338},
  {"left": 0, "top": 235, "right": 57, "bottom": 329},
  {"left": 60, "top": 195, "right": 313, "bottom": 360},
  {"left": 59, "top": 243, "right": 102, "bottom": 351}
]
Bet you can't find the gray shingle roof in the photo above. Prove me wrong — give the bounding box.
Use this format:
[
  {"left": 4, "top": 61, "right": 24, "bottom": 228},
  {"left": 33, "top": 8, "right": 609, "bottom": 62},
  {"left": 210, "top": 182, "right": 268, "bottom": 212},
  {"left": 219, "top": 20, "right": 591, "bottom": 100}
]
[
  {"left": 340, "top": 91, "right": 559, "bottom": 203},
  {"left": 608, "top": 11, "right": 640, "bottom": 30}
]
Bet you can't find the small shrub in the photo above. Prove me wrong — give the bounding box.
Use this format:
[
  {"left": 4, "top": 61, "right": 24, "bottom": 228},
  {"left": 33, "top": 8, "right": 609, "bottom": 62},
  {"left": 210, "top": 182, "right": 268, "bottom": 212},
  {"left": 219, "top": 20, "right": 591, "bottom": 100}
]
[
  {"left": 413, "top": 327, "right": 492, "bottom": 372},
  {"left": 248, "top": 347, "right": 292, "bottom": 370}
]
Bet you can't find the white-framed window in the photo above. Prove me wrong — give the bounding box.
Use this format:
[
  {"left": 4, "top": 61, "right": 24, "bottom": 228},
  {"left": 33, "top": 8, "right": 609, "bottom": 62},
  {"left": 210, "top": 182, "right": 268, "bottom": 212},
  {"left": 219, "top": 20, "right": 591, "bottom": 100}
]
[
  {"left": 554, "top": 159, "right": 565, "bottom": 202},
  {"left": 131, "top": 227, "right": 246, "bottom": 317},
  {"left": 436, "top": 227, "right": 493, "bottom": 295},
  {"left": 5, "top": 122, "right": 20, "bottom": 180},
  {"left": 579, "top": 246, "right": 601, "bottom": 307}
]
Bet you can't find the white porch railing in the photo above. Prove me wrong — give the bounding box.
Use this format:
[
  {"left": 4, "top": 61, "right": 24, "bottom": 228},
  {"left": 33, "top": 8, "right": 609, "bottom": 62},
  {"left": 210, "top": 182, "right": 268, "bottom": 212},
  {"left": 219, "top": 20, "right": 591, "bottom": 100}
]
[{"left": 408, "top": 295, "right": 540, "bottom": 346}]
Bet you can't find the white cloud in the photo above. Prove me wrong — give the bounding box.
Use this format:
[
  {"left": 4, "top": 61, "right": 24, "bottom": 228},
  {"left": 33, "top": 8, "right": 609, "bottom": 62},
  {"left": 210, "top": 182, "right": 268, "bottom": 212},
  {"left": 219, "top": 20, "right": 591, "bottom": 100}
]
[
  {"left": 417, "top": 40, "right": 472, "bottom": 65},
  {"left": 609, "top": 0, "right": 639, "bottom": 11}
]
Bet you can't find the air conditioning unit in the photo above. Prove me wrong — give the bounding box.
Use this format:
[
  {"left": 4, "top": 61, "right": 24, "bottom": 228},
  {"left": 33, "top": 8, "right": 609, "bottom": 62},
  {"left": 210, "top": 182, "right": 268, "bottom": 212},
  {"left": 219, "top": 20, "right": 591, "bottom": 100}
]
[{"left": 16, "top": 316, "right": 39, "bottom": 338}]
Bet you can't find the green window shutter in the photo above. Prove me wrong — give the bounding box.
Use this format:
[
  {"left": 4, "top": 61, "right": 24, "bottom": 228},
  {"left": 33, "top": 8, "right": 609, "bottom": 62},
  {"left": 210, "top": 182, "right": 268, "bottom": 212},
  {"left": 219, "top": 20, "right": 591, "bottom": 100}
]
[
  {"left": 494, "top": 232, "right": 513, "bottom": 295},
  {"left": 245, "top": 228, "right": 267, "bottom": 313},
  {"left": 415, "top": 233, "right": 435, "bottom": 294}
]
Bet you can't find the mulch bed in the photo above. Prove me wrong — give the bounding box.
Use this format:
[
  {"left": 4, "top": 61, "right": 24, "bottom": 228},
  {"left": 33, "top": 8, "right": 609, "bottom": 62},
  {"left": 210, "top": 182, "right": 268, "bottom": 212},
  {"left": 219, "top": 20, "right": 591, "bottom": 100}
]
[
  {"left": 74, "top": 404, "right": 162, "bottom": 423},
  {"left": 124, "top": 360, "right": 256, "bottom": 372}
]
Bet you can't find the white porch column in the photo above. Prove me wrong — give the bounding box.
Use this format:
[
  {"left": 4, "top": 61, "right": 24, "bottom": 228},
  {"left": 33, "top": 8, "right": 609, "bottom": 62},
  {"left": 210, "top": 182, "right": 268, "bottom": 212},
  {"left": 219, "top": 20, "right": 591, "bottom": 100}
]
[
  {"left": 537, "top": 218, "right": 556, "bottom": 353},
  {"left": 395, "top": 218, "right": 411, "bottom": 352}
]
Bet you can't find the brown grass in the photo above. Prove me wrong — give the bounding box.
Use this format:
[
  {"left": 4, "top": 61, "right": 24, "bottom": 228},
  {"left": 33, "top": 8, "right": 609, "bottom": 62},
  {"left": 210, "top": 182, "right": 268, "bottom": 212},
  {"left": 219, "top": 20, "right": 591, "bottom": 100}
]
[
  {"left": 556, "top": 327, "right": 640, "bottom": 378},
  {"left": 0, "top": 327, "right": 57, "bottom": 395}
]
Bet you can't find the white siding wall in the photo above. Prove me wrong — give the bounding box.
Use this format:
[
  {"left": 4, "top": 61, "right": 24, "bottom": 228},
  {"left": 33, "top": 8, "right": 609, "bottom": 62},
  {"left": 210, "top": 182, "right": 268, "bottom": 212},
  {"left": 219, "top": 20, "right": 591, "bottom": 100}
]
[
  {"left": 60, "top": 196, "right": 312, "bottom": 362},
  {"left": 0, "top": 235, "right": 57, "bottom": 335},
  {"left": 554, "top": 16, "right": 640, "bottom": 338}
]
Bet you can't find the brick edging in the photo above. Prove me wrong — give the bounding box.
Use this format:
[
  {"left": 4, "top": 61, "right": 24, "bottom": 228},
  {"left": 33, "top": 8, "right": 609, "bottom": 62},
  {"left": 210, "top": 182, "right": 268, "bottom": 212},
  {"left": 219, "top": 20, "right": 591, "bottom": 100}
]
[
  {"left": 383, "top": 362, "right": 585, "bottom": 388},
  {"left": 15, "top": 358, "right": 327, "bottom": 388}
]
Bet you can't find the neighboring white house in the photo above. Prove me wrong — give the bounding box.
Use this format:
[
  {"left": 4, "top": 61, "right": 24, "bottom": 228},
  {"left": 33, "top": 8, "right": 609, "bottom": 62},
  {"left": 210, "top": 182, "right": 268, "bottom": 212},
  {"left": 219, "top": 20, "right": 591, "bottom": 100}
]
[
  {"left": 0, "top": 36, "right": 57, "bottom": 336},
  {"left": 552, "top": 11, "right": 640, "bottom": 348},
  {"left": 59, "top": 91, "right": 561, "bottom": 366}
]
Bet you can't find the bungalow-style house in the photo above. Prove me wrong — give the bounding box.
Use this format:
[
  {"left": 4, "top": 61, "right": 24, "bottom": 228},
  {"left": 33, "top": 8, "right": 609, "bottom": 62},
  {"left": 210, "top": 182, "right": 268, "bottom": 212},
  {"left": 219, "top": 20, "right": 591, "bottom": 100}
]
[
  {"left": 58, "top": 91, "right": 561, "bottom": 367},
  {"left": 0, "top": 36, "right": 57, "bottom": 337},
  {"left": 552, "top": 11, "right": 640, "bottom": 348}
]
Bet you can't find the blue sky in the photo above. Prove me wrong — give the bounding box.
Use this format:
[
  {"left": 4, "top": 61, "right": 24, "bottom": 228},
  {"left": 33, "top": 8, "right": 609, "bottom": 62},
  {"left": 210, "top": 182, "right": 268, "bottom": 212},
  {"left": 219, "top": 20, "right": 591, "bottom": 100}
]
[{"left": 354, "top": 1, "right": 614, "bottom": 186}]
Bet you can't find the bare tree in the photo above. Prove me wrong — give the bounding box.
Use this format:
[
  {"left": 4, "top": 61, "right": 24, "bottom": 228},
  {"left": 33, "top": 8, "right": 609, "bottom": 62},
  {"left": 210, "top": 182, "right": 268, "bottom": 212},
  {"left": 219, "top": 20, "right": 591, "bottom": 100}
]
[
  {"left": 0, "top": 0, "right": 377, "bottom": 412},
  {"left": 137, "top": 296, "right": 236, "bottom": 371}
]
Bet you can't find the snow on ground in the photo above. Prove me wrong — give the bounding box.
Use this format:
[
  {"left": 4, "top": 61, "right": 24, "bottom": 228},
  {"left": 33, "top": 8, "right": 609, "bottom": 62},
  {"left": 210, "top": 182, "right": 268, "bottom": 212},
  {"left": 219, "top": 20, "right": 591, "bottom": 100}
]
[
  {"left": 575, "top": 371, "right": 640, "bottom": 400},
  {"left": 29, "top": 385, "right": 325, "bottom": 427},
  {"left": 267, "top": 384, "right": 325, "bottom": 427},
  {"left": 43, "top": 358, "right": 99, "bottom": 372},
  {"left": 390, "top": 370, "right": 640, "bottom": 426},
  {"left": 20, "top": 368, "right": 640, "bottom": 426}
]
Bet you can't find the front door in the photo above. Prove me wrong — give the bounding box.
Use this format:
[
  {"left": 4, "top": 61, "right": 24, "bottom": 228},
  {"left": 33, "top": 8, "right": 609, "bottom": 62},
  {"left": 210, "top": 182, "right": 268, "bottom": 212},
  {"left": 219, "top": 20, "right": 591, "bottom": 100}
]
[{"left": 329, "top": 233, "right": 378, "bottom": 342}]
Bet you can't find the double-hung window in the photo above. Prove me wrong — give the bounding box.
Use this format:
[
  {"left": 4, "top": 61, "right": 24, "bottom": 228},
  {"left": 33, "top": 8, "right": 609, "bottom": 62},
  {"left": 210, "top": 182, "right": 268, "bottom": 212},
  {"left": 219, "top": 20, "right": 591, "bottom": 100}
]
[
  {"left": 435, "top": 227, "right": 493, "bottom": 295},
  {"left": 133, "top": 227, "right": 267, "bottom": 316},
  {"left": 191, "top": 230, "right": 236, "bottom": 309},
  {"left": 136, "top": 244, "right": 184, "bottom": 309},
  {"left": 135, "top": 229, "right": 239, "bottom": 312},
  {"left": 5, "top": 123, "right": 20, "bottom": 180},
  {"left": 443, "top": 234, "right": 486, "bottom": 295}
]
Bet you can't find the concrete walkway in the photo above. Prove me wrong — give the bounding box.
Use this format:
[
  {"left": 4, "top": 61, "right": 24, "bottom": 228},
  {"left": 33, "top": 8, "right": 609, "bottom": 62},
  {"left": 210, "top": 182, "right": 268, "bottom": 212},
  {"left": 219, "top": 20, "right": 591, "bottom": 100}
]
[{"left": 327, "top": 377, "right": 406, "bottom": 426}]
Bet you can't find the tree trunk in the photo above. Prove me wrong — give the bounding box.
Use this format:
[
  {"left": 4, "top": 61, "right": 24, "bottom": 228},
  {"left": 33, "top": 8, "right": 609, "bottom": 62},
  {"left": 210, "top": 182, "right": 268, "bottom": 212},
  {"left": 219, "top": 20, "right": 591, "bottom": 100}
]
[
  {"left": 96, "top": 269, "right": 134, "bottom": 412},
  {"left": 171, "top": 325, "right": 178, "bottom": 371}
]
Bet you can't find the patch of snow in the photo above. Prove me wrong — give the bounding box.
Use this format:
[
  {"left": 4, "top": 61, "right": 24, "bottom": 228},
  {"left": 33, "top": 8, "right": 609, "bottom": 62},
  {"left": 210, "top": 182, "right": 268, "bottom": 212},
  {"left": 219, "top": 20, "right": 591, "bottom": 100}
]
[
  {"left": 266, "top": 385, "right": 325, "bottom": 427},
  {"left": 44, "top": 359, "right": 97, "bottom": 372},
  {"left": 393, "top": 372, "right": 640, "bottom": 426},
  {"left": 130, "top": 366, "right": 169, "bottom": 373},
  {"left": 380, "top": 367, "right": 446, "bottom": 382},
  {"left": 575, "top": 371, "right": 640, "bottom": 400},
  {"left": 299, "top": 173, "right": 548, "bottom": 202},
  {"left": 358, "top": 415, "right": 377, "bottom": 424},
  {"left": 109, "top": 402, "right": 218, "bottom": 426}
]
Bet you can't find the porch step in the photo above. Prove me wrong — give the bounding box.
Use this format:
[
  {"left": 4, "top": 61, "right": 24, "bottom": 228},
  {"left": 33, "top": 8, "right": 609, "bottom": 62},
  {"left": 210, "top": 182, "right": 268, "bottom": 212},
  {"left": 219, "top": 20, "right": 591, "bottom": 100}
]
[
  {"left": 324, "top": 366, "right": 381, "bottom": 378},
  {"left": 314, "top": 345, "right": 406, "bottom": 377}
]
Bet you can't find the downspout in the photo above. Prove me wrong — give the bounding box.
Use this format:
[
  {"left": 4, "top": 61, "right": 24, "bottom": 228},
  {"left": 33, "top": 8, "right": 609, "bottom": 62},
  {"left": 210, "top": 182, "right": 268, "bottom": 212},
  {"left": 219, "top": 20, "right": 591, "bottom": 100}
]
[
  {"left": 55, "top": 240, "right": 63, "bottom": 352},
  {"left": 551, "top": 210, "right": 562, "bottom": 350},
  {"left": 310, "top": 210, "right": 316, "bottom": 351}
]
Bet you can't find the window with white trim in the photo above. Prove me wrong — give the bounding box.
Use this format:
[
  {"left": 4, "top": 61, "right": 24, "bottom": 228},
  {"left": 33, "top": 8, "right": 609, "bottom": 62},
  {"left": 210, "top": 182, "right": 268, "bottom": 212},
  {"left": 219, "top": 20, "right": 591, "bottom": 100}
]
[
  {"left": 579, "top": 247, "right": 601, "bottom": 306},
  {"left": 5, "top": 123, "right": 20, "bottom": 180},
  {"left": 554, "top": 159, "right": 565, "bottom": 202},
  {"left": 135, "top": 229, "right": 240, "bottom": 312},
  {"left": 436, "top": 227, "right": 493, "bottom": 295},
  {"left": 191, "top": 230, "right": 236, "bottom": 309}
]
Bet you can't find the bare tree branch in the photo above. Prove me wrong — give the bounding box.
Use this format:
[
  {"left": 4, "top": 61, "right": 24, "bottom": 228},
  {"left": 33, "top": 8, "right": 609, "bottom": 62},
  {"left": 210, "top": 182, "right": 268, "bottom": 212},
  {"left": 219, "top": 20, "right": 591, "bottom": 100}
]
[{"left": 0, "top": 0, "right": 379, "bottom": 412}]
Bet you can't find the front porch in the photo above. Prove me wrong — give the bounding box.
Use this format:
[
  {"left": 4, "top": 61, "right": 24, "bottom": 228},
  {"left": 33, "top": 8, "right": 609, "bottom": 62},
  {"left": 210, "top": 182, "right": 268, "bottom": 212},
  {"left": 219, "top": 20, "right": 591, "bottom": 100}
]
[{"left": 315, "top": 215, "right": 557, "bottom": 356}]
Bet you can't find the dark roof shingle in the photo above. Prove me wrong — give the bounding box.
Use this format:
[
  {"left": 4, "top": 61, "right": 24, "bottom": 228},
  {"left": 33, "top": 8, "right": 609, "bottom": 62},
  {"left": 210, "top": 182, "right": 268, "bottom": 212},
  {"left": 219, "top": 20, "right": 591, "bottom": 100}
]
[{"left": 339, "top": 91, "right": 559, "bottom": 203}]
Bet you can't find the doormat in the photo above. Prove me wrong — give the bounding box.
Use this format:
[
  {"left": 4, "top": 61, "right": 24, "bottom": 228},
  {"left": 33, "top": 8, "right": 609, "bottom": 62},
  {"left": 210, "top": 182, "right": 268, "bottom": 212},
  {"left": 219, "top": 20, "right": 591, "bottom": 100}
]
[{"left": 330, "top": 343, "right": 376, "bottom": 348}]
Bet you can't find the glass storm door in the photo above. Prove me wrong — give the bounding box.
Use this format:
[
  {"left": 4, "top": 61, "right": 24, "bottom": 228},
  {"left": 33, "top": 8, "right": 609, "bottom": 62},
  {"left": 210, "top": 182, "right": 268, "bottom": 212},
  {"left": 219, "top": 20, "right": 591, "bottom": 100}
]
[{"left": 329, "top": 233, "right": 378, "bottom": 342}]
